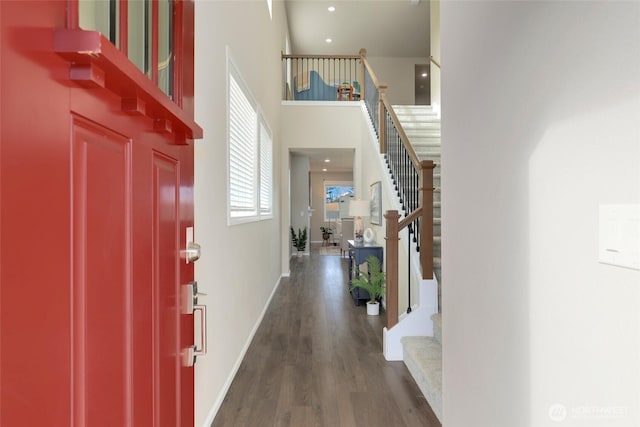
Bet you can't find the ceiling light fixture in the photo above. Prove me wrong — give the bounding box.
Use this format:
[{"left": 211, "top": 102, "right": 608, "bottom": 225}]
[
  {"left": 421, "top": 72, "right": 428, "bottom": 77},
  {"left": 325, "top": 38, "right": 332, "bottom": 44},
  {"left": 322, "top": 168, "right": 327, "bottom": 172},
  {"left": 328, "top": 6, "right": 335, "bottom": 12},
  {"left": 324, "top": 159, "right": 330, "bottom": 163}
]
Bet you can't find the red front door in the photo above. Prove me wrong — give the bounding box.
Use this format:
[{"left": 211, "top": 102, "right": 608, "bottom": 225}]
[{"left": 0, "top": 1, "right": 199, "bottom": 426}]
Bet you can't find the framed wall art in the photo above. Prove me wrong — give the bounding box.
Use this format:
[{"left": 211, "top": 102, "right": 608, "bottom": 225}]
[{"left": 370, "top": 181, "right": 382, "bottom": 225}]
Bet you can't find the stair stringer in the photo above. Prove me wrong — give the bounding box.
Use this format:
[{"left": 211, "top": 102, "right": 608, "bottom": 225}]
[
  {"left": 360, "top": 105, "right": 440, "bottom": 362},
  {"left": 383, "top": 270, "right": 438, "bottom": 361}
]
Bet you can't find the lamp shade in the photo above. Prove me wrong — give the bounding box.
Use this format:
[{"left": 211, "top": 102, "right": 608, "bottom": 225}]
[{"left": 348, "top": 200, "right": 370, "bottom": 217}]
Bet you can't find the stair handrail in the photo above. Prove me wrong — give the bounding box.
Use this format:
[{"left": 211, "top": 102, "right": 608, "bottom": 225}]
[
  {"left": 360, "top": 51, "right": 422, "bottom": 169},
  {"left": 430, "top": 55, "right": 441, "bottom": 69},
  {"left": 360, "top": 49, "right": 435, "bottom": 329},
  {"left": 380, "top": 93, "right": 422, "bottom": 169},
  {"left": 360, "top": 49, "right": 420, "bottom": 169}
]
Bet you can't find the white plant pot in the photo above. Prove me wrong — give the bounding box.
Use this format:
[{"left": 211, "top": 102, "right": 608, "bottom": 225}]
[{"left": 366, "top": 301, "right": 380, "bottom": 316}]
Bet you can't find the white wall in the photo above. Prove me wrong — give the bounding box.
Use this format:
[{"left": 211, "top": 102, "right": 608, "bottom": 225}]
[
  {"left": 193, "top": 1, "right": 289, "bottom": 425},
  {"left": 366, "top": 57, "right": 428, "bottom": 105},
  {"left": 290, "top": 154, "right": 309, "bottom": 253},
  {"left": 429, "top": 0, "right": 440, "bottom": 115},
  {"left": 442, "top": 2, "right": 640, "bottom": 427}
]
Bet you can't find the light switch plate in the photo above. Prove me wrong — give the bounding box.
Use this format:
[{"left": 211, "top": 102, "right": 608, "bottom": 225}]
[{"left": 599, "top": 204, "right": 640, "bottom": 271}]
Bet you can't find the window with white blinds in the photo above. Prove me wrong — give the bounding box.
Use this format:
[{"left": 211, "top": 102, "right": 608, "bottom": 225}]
[{"left": 228, "top": 57, "right": 273, "bottom": 224}]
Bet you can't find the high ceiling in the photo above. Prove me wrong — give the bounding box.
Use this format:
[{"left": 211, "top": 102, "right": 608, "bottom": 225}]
[
  {"left": 284, "top": 1, "right": 431, "bottom": 173},
  {"left": 284, "top": 0, "right": 430, "bottom": 58}
]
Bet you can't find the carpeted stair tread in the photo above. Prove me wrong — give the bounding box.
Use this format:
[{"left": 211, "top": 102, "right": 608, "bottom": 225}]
[
  {"left": 401, "top": 336, "right": 442, "bottom": 421},
  {"left": 410, "top": 139, "right": 441, "bottom": 149},
  {"left": 404, "top": 126, "right": 441, "bottom": 135},
  {"left": 414, "top": 152, "right": 441, "bottom": 163}
]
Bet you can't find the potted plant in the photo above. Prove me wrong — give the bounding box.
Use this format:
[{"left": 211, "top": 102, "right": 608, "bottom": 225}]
[
  {"left": 320, "top": 225, "right": 332, "bottom": 245},
  {"left": 290, "top": 226, "right": 307, "bottom": 256},
  {"left": 350, "top": 255, "right": 386, "bottom": 315}
]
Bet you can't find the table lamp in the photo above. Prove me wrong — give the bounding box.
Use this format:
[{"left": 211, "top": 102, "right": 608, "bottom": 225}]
[{"left": 349, "top": 199, "right": 370, "bottom": 244}]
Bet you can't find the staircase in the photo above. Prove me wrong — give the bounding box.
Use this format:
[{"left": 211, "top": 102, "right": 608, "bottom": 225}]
[
  {"left": 393, "top": 105, "right": 442, "bottom": 292},
  {"left": 392, "top": 105, "right": 442, "bottom": 422}
]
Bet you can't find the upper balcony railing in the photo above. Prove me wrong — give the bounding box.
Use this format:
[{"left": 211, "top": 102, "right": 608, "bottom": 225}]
[{"left": 281, "top": 52, "right": 364, "bottom": 102}]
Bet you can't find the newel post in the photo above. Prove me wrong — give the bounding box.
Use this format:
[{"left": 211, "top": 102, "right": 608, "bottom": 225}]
[
  {"left": 378, "top": 84, "right": 388, "bottom": 154},
  {"left": 385, "top": 209, "right": 400, "bottom": 329},
  {"left": 420, "top": 160, "right": 435, "bottom": 280},
  {"left": 358, "top": 48, "right": 367, "bottom": 100}
]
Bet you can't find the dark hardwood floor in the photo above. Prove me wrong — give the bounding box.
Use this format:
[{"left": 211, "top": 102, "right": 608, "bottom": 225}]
[{"left": 211, "top": 244, "right": 441, "bottom": 427}]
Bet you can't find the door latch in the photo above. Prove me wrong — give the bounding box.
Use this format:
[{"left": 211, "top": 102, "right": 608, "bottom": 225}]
[{"left": 183, "top": 226, "right": 201, "bottom": 263}]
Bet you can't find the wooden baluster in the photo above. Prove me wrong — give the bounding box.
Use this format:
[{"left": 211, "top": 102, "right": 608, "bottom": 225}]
[{"left": 385, "top": 210, "right": 400, "bottom": 329}]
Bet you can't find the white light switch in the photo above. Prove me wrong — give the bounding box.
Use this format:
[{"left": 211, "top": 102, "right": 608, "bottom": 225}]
[{"left": 599, "top": 204, "right": 640, "bottom": 271}]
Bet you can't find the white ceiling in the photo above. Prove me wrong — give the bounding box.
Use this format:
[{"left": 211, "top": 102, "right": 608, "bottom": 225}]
[
  {"left": 290, "top": 148, "right": 354, "bottom": 173},
  {"left": 284, "top": 0, "right": 430, "bottom": 174},
  {"left": 284, "top": 0, "right": 430, "bottom": 57}
]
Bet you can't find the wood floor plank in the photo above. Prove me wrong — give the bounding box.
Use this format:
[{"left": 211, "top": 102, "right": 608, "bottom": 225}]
[
  {"left": 211, "top": 244, "right": 441, "bottom": 427},
  {"left": 275, "top": 364, "right": 296, "bottom": 422},
  {"left": 334, "top": 386, "right": 358, "bottom": 427},
  {"left": 311, "top": 361, "right": 339, "bottom": 426}
]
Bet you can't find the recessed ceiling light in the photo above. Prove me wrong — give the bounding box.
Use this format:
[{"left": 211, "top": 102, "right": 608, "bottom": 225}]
[
  {"left": 325, "top": 38, "right": 332, "bottom": 44},
  {"left": 324, "top": 159, "right": 330, "bottom": 163},
  {"left": 322, "top": 168, "right": 327, "bottom": 172},
  {"left": 328, "top": 6, "right": 336, "bottom": 12},
  {"left": 421, "top": 72, "right": 428, "bottom": 77}
]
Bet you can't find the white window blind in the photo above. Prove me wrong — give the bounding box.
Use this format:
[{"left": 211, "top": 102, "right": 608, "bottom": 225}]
[
  {"left": 227, "top": 54, "right": 273, "bottom": 224},
  {"left": 229, "top": 72, "right": 258, "bottom": 219}
]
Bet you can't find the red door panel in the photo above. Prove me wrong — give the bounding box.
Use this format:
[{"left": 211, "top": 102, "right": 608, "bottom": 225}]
[
  {"left": 1, "top": 2, "right": 73, "bottom": 426},
  {"left": 71, "top": 116, "right": 133, "bottom": 426},
  {"left": 1, "top": 2, "right": 197, "bottom": 426},
  {"left": 152, "top": 152, "right": 181, "bottom": 427}
]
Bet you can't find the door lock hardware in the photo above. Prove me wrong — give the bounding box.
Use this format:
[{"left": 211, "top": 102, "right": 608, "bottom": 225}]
[{"left": 183, "top": 226, "right": 201, "bottom": 263}]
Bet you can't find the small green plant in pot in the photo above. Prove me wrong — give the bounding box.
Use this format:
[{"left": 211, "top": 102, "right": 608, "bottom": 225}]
[
  {"left": 290, "top": 226, "right": 307, "bottom": 255},
  {"left": 319, "top": 225, "right": 332, "bottom": 235},
  {"left": 350, "top": 255, "right": 386, "bottom": 315},
  {"left": 320, "top": 225, "right": 332, "bottom": 244}
]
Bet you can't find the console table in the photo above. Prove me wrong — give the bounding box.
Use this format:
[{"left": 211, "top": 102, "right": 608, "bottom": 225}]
[{"left": 347, "top": 240, "right": 384, "bottom": 306}]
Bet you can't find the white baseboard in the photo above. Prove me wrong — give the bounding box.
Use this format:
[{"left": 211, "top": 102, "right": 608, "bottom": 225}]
[{"left": 201, "top": 274, "right": 284, "bottom": 426}]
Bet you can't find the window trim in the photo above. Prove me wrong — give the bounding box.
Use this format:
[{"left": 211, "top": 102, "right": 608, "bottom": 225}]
[
  {"left": 259, "top": 118, "right": 274, "bottom": 219},
  {"left": 323, "top": 181, "right": 354, "bottom": 222}
]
